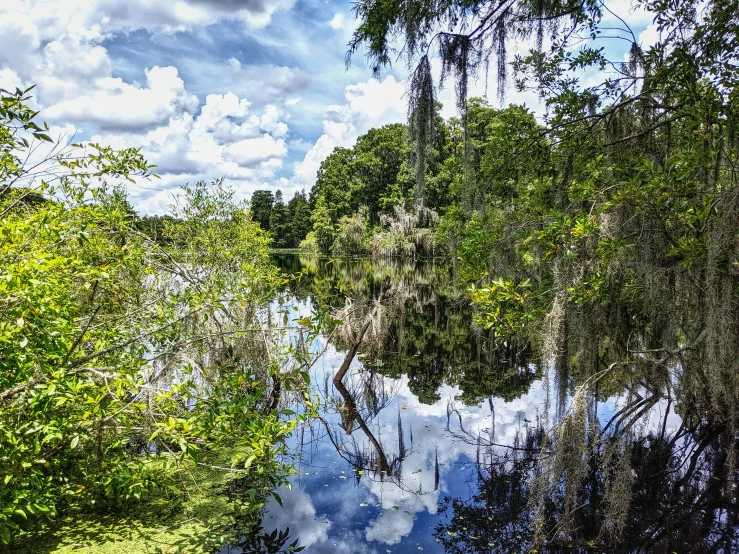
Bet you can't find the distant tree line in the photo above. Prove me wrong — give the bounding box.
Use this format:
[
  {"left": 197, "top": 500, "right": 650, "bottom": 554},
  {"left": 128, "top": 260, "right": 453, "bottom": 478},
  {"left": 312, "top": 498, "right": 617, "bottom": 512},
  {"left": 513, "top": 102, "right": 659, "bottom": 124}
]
[
  {"left": 249, "top": 189, "right": 312, "bottom": 248},
  {"left": 250, "top": 100, "right": 535, "bottom": 256},
  {"left": 251, "top": 116, "right": 453, "bottom": 253}
]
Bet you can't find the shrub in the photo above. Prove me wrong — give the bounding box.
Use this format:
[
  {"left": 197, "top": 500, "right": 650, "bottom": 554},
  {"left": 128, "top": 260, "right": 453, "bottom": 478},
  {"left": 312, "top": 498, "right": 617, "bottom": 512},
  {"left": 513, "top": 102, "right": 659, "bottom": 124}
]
[{"left": 331, "top": 207, "right": 370, "bottom": 255}]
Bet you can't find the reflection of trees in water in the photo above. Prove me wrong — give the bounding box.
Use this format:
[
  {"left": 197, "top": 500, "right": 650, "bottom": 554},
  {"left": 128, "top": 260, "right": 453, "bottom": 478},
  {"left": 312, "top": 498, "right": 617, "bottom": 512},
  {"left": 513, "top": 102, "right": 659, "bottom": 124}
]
[
  {"left": 526, "top": 281, "right": 739, "bottom": 550},
  {"left": 434, "top": 426, "right": 539, "bottom": 554},
  {"left": 435, "top": 419, "right": 738, "bottom": 553},
  {"left": 279, "top": 253, "right": 539, "bottom": 406},
  {"left": 319, "top": 367, "right": 443, "bottom": 496},
  {"left": 271, "top": 254, "right": 444, "bottom": 310},
  {"left": 322, "top": 369, "right": 399, "bottom": 477},
  {"left": 374, "top": 290, "right": 536, "bottom": 406},
  {"left": 320, "top": 273, "right": 443, "bottom": 490},
  {"left": 273, "top": 254, "right": 739, "bottom": 550},
  {"left": 281, "top": 263, "right": 418, "bottom": 491}
]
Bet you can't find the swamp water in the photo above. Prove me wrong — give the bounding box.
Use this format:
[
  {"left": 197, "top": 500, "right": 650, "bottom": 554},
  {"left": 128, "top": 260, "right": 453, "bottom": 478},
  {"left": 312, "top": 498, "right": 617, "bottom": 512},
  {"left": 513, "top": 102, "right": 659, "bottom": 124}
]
[{"left": 224, "top": 254, "right": 738, "bottom": 554}]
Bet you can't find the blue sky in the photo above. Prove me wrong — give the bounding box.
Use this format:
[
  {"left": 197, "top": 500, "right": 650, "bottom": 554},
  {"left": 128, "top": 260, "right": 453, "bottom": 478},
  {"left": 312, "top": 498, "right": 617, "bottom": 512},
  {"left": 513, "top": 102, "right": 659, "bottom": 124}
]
[{"left": 0, "top": 0, "right": 658, "bottom": 213}]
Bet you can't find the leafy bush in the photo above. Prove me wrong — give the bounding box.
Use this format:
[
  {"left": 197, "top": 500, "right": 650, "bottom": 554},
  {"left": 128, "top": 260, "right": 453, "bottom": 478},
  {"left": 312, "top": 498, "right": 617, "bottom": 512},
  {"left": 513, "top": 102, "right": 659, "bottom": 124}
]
[
  {"left": 298, "top": 231, "right": 320, "bottom": 252},
  {"left": 0, "top": 87, "right": 302, "bottom": 549},
  {"left": 331, "top": 207, "right": 370, "bottom": 255}
]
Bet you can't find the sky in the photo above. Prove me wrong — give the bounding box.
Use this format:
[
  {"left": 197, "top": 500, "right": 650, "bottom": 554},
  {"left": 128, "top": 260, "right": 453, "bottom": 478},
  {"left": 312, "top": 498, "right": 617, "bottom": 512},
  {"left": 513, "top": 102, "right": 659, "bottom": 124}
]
[{"left": 0, "top": 0, "right": 660, "bottom": 214}]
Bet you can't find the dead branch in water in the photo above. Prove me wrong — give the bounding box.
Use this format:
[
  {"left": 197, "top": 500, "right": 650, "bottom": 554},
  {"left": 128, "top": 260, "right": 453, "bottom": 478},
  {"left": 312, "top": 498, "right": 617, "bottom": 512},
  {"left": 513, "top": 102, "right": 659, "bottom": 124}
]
[{"left": 333, "top": 280, "right": 395, "bottom": 386}]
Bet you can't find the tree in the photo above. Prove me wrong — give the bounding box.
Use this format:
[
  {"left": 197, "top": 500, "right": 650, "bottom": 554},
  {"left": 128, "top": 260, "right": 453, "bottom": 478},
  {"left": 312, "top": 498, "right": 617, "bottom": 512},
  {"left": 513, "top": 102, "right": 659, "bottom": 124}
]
[
  {"left": 347, "top": 0, "right": 738, "bottom": 192},
  {"left": 417, "top": 103, "right": 453, "bottom": 211},
  {"left": 309, "top": 124, "right": 411, "bottom": 226},
  {"left": 250, "top": 189, "right": 274, "bottom": 231},
  {"left": 310, "top": 147, "right": 354, "bottom": 222},
  {"left": 350, "top": 123, "right": 410, "bottom": 220},
  {"left": 269, "top": 190, "right": 291, "bottom": 248},
  {"left": 310, "top": 196, "right": 335, "bottom": 254},
  {"left": 287, "top": 190, "right": 312, "bottom": 247},
  {"left": 346, "top": 0, "right": 604, "bottom": 180}
]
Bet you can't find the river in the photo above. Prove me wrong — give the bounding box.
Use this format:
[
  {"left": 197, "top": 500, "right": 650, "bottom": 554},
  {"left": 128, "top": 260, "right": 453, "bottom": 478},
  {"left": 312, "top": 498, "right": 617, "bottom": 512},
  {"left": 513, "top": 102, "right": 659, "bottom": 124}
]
[{"left": 224, "top": 253, "right": 737, "bottom": 554}]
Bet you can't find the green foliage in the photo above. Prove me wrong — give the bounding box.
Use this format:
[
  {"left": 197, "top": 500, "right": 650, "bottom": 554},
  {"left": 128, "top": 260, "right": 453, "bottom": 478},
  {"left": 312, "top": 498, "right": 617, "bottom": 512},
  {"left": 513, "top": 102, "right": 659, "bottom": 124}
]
[
  {"left": 309, "top": 196, "right": 335, "bottom": 254},
  {"left": 250, "top": 189, "right": 315, "bottom": 249},
  {"left": 310, "top": 124, "right": 418, "bottom": 225},
  {"left": 351, "top": 124, "right": 412, "bottom": 219},
  {"left": 269, "top": 190, "right": 291, "bottom": 248},
  {"left": 250, "top": 190, "right": 274, "bottom": 231},
  {"left": 1, "top": 86, "right": 54, "bottom": 184},
  {"left": 135, "top": 214, "right": 181, "bottom": 245},
  {"left": 331, "top": 208, "right": 370, "bottom": 255},
  {"left": 286, "top": 190, "right": 312, "bottom": 247},
  {"left": 0, "top": 90, "right": 303, "bottom": 549},
  {"left": 297, "top": 231, "right": 320, "bottom": 253},
  {"left": 470, "top": 279, "right": 547, "bottom": 341},
  {"left": 310, "top": 146, "right": 354, "bottom": 221}
]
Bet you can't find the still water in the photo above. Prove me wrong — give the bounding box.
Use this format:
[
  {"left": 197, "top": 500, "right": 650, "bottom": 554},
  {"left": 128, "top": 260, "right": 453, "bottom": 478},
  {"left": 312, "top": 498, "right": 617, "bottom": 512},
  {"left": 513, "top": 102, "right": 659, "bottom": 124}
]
[{"left": 230, "top": 254, "right": 738, "bottom": 553}]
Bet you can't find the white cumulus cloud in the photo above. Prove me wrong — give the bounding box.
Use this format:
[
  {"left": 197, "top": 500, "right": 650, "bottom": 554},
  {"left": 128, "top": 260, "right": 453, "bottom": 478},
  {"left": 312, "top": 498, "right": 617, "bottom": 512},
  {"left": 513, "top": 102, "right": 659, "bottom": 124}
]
[
  {"left": 291, "top": 75, "right": 407, "bottom": 188},
  {"left": 88, "top": 90, "right": 291, "bottom": 213},
  {"left": 45, "top": 66, "right": 199, "bottom": 131},
  {"left": 0, "top": 1, "right": 305, "bottom": 213}
]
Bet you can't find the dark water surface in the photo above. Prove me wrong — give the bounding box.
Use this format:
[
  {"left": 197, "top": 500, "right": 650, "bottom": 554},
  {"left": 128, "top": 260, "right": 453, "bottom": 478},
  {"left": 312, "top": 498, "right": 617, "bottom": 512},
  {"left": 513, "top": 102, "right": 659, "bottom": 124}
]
[{"left": 226, "top": 254, "right": 738, "bottom": 554}]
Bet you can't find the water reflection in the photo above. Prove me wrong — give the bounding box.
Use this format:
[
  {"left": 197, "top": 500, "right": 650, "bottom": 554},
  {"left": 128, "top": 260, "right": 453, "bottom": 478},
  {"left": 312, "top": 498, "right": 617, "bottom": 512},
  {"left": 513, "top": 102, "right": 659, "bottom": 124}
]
[
  {"left": 252, "top": 254, "right": 738, "bottom": 553},
  {"left": 435, "top": 420, "right": 738, "bottom": 553},
  {"left": 324, "top": 368, "right": 400, "bottom": 476},
  {"left": 272, "top": 253, "right": 538, "bottom": 407}
]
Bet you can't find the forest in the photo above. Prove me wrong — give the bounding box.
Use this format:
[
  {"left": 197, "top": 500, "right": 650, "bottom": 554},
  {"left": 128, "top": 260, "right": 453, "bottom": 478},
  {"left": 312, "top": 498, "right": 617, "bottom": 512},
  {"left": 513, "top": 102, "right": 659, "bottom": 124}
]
[{"left": 1, "top": 0, "right": 738, "bottom": 552}]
